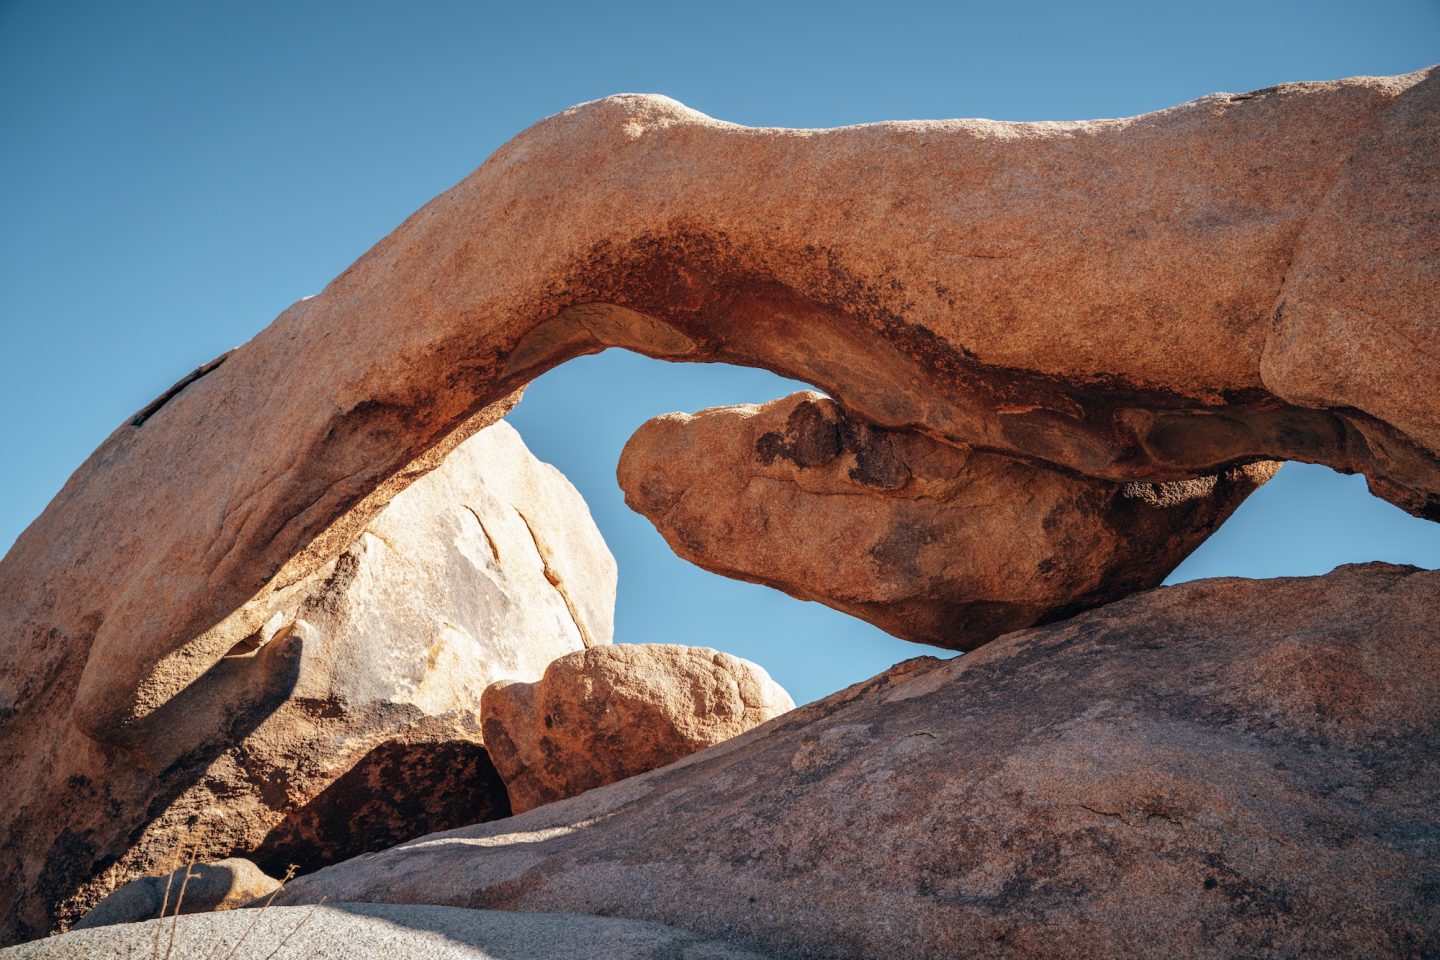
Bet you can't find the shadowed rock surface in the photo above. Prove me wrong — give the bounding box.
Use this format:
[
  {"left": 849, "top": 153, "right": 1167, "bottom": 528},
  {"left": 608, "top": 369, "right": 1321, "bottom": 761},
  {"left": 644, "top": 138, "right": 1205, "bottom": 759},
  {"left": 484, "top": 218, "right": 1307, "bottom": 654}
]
[
  {"left": 482, "top": 644, "right": 793, "bottom": 813},
  {"left": 0, "top": 422, "right": 615, "bottom": 941},
  {"left": 72, "top": 859, "right": 278, "bottom": 930},
  {"left": 620, "top": 391, "right": 1278, "bottom": 648},
  {"left": 2, "top": 69, "right": 1438, "bottom": 943},
  {"left": 275, "top": 564, "right": 1440, "bottom": 960},
  {"left": 1, "top": 903, "right": 776, "bottom": 960}
]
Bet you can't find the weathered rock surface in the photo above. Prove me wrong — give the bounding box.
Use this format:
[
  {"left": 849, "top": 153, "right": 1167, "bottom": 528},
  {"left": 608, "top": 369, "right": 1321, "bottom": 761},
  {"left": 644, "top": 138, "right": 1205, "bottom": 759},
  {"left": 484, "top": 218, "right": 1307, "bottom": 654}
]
[
  {"left": 0, "top": 421, "right": 616, "bottom": 941},
  {"left": 482, "top": 644, "right": 793, "bottom": 813},
  {"left": 276, "top": 564, "right": 1440, "bottom": 959},
  {"left": 72, "top": 859, "right": 279, "bottom": 930},
  {"left": 620, "top": 391, "right": 1277, "bottom": 648},
  {"left": 3, "top": 69, "right": 1439, "bottom": 942},
  {"left": 2, "top": 903, "right": 776, "bottom": 960}
]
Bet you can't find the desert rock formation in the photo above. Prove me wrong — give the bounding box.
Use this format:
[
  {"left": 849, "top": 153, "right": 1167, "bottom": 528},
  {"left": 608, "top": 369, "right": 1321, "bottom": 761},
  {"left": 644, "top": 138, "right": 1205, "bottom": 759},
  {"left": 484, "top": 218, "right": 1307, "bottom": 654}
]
[
  {"left": 620, "top": 391, "right": 1278, "bottom": 647},
  {"left": 274, "top": 564, "right": 1440, "bottom": 960},
  {"left": 1, "top": 67, "right": 1437, "bottom": 947},
  {"left": 482, "top": 645, "right": 793, "bottom": 812},
  {"left": 0, "top": 422, "right": 615, "bottom": 941}
]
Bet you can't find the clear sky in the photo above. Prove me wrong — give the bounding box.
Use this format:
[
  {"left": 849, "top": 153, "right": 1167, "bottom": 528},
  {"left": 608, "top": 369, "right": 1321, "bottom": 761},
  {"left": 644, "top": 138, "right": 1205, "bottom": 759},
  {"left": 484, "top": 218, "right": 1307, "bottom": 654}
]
[{"left": 2, "top": 0, "right": 1437, "bottom": 705}]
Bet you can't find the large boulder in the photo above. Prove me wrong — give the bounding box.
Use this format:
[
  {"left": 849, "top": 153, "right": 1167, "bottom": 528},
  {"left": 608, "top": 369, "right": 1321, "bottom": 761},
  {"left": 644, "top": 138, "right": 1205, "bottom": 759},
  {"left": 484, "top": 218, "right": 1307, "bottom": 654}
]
[
  {"left": 3, "top": 68, "right": 1438, "bottom": 941},
  {"left": 619, "top": 391, "right": 1277, "bottom": 648},
  {"left": 482, "top": 644, "right": 793, "bottom": 813},
  {"left": 274, "top": 564, "right": 1440, "bottom": 960},
  {"left": 1, "top": 903, "right": 775, "bottom": 960},
  {"left": 0, "top": 421, "right": 616, "bottom": 941},
  {"left": 72, "top": 859, "right": 279, "bottom": 930}
]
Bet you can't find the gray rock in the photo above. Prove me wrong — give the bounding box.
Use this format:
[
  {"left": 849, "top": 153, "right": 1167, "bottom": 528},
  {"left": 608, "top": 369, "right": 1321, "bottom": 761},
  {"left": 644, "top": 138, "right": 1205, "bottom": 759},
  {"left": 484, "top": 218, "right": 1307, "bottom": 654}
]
[
  {"left": 2, "top": 903, "right": 774, "bottom": 960},
  {"left": 73, "top": 859, "right": 279, "bottom": 930}
]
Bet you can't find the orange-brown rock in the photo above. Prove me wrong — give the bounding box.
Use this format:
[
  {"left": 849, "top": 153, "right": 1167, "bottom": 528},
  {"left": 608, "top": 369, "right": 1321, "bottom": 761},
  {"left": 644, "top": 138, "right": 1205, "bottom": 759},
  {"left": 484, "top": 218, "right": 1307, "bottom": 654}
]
[
  {"left": 0, "top": 422, "right": 615, "bottom": 942},
  {"left": 3, "top": 69, "right": 1438, "bottom": 942},
  {"left": 620, "top": 392, "right": 1276, "bottom": 648},
  {"left": 274, "top": 563, "right": 1440, "bottom": 959},
  {"left": 482, "top": 645, "right": 792, "bottom": 813}
]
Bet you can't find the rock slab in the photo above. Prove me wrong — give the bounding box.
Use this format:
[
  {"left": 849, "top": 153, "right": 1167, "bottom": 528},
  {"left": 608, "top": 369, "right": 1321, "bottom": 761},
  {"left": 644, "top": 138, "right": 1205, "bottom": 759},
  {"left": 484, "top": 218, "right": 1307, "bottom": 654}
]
[
  {"left": 620, "top": 391, "right": 1277, "bottom": 648},
  {"left": 482, "top": 644, "right": 793, "bottom": 813},
  {"left": 276, "top": 564, "right": 1440, "bottom": 960},
  {"left": 1, "top": 903, "right": 774, "bottom": 960}
]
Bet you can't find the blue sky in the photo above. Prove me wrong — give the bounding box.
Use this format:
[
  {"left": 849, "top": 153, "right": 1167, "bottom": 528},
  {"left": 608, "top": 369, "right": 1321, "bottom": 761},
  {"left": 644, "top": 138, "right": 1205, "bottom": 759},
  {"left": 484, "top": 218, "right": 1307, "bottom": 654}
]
[{"left": 2, "top": 0, "right": 1437, "bottom": 704}]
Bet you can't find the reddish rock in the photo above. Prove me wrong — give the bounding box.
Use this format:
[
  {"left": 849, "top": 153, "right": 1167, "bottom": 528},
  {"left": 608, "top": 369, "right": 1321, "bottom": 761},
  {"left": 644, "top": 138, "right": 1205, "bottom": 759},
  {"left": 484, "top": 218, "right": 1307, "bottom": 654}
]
[
  {"left": 620, "top": 391, "right": 1276, "bottom": 648},
  {"left": 482, "top": 644, "right": 793, "bottom": 813}
]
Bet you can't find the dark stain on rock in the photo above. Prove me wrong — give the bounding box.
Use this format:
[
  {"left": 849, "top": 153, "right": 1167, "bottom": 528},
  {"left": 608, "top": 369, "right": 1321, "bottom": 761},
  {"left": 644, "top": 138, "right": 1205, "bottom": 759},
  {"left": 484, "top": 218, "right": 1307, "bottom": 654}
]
[{"left": 756, "top": 399, "right": 842, "bottom": 469}]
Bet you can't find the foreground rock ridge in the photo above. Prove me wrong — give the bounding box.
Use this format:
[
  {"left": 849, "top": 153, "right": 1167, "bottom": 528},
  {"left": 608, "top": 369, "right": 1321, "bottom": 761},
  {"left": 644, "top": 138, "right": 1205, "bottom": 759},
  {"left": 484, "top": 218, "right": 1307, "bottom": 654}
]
[
  {"left": 1, "top": 904, "right": 777, "bottom": 960},
  {"left": 482, "top": 644, "right": 794, "bottom": 813},
  {"left": 620, "top": 391, "right": 1277, "bottom": 648},
  {"left": 0, "top": 67, "right": 1437, "bottom": 943},
  {"left": 0, "top": 422, "right": 616, "bottom": 940},
  {"left": 274, "top": 564, "right": 1440, "bottom": 959}
]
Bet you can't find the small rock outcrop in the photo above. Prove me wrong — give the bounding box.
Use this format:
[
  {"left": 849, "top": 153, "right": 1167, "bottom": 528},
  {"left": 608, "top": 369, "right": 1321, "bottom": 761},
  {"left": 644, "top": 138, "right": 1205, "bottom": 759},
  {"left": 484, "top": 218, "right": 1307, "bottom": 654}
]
[
  {"left": 620, "top": 391, "right": 1277, "bottom": 648},
  {"left": 0, "top": 421, "right": 616, "bottom": 940},
  {"left": 71, "top": 859, "right": 278, "bottom": 930},
  {"left": 482, "top": 645, "right": 793, "bottom": 813},
  {"left": 2, "top": 904, "right": 775, "bottom": 960},
  {"left": 276, "top": 564, "right": 1440, "bottom": 960}
]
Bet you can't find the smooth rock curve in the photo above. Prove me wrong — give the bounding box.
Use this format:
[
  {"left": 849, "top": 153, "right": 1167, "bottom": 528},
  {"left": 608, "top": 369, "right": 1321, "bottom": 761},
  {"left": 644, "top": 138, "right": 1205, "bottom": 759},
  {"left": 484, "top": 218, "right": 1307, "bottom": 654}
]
[{"left": 1, "top": 903, "right": 775, "bottom": 960}]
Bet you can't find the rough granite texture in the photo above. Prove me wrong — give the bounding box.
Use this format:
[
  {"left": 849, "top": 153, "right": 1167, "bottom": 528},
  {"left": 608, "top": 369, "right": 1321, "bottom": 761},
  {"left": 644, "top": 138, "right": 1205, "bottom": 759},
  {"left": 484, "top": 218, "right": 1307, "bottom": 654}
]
[
  {"left": 1, "top": 903, "right": 775, "bottom": 960},
  {"left": 482, "top": 644, "right": 793, "bottom": 813},
  {"left": 1, "top": 68, "right": 1437, "bottom": 943},
  {"left": 276, "top": 564, "right": 1440, "bottom": 960},
  {"left": 620, "top": 391, "right": 1277, "bottom": 648},
  {"left": 0, "top": 422, "right": 616, "bottom": 940}
]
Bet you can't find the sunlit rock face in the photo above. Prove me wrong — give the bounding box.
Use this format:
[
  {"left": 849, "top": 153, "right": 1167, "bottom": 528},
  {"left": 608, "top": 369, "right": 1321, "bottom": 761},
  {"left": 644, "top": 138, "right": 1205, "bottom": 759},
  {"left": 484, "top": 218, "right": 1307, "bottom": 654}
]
[
  {"left": 482, "top": 644, "right": 793, "bottom": 813},
  {"left": 619, "top": 391, "right": 1277, "bottom": 649},
  {"left": 0, "top": 422, "right": 615, "bottom": 940},
  {"left": 1, "top": 66, "right": 1437, "bottom": 943},
  {"left": 275, "top": 563, "right": 1440, "bottom": 960}
]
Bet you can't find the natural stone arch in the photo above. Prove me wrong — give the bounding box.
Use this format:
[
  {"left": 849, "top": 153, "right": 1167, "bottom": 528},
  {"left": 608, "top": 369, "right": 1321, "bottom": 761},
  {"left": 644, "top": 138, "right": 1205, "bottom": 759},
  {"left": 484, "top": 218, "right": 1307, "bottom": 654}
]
[
  {"left": 0, "top": 66, "right": 1437, "bottom": 940},
  {"left": 5, "top": 69, "right": 1434, "bottom": 745}
]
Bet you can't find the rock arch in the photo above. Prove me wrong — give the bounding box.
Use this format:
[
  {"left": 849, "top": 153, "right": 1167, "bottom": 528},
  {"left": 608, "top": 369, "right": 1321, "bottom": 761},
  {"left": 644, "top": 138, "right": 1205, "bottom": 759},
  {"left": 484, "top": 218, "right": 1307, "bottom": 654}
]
[{"left": 0, "top": 66, "right": 1436, "bottom": 940}]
